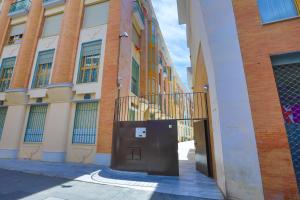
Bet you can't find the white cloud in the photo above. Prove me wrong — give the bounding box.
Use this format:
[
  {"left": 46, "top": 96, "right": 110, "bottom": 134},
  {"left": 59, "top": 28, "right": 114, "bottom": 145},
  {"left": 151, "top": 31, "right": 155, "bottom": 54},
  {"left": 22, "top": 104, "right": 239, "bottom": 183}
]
[{"left": 152, "top": 0, "right": 190, "bottom": 88}]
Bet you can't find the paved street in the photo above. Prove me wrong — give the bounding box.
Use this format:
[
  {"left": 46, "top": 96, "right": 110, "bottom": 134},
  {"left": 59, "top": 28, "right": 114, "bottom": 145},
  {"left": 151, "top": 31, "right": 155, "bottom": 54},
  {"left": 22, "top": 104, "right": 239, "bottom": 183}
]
[{"left": 0, "top": 169, "right": 210, "bottom": 200}]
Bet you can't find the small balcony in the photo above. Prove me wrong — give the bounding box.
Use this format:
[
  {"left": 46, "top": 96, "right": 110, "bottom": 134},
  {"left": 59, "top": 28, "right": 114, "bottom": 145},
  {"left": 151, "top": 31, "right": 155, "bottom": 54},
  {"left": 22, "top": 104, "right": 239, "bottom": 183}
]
[
  {"left": 43, "top": 0, "right": 65, "bottom": 9},
  {"left": 133, "top": 1, "right": 145, "bottom": 30},
  {"left": 8, "top": 0, "right": 31, "bottom": 18}
]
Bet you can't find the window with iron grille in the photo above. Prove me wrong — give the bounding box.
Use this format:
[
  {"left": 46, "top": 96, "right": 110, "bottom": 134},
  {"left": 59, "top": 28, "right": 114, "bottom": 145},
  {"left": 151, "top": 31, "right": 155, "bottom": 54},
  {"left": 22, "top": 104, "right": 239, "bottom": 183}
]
[
  {"left": 0, "top": 107, "right": 7, "bottom": 140},
  {"left": 77, "top": 40, "right": 102, "bottom": 84},
  {"left": 32, "top": 49, "right": 55, "bottom": 88},
  {"left": 24, "top": 105, "right": 48, "bottom": 143},
  {"left": 72, "top": 102, "right": 98, "bottom": 144},
  {"left": 0, "top": 57, "right": 16, "bottom": 92},
  {"left": 131, "top": 58, "right": 140, "bottom": 96}
]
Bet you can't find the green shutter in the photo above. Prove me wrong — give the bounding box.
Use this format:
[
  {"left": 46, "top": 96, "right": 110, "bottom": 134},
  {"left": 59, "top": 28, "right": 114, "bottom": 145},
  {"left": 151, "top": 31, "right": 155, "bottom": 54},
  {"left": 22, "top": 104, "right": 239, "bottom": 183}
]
[{"left": 131, "top": 58, "right": 140, "bottom": 96}]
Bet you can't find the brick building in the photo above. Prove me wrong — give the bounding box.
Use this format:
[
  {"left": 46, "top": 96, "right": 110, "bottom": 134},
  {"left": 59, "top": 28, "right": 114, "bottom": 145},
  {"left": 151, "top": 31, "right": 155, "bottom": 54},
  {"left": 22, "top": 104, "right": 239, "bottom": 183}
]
[
  {"left": 0, "top": 0, "right": 184, "bottom": 167},
  {"left": 178, "top": 0, "right": 300, "bottom": 199}
]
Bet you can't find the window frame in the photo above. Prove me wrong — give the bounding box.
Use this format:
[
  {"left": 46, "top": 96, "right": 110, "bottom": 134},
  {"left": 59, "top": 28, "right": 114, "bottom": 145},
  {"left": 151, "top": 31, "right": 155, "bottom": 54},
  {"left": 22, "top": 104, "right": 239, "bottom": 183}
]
[
  {"left": 0, "top": 57, "right": 16, "bottom": 92},
  {"left": 77, "top": 40, "right": 102, "bottom": 84},
  {"left": 31, "top": 49, "right": 55, "bottom": 89}
]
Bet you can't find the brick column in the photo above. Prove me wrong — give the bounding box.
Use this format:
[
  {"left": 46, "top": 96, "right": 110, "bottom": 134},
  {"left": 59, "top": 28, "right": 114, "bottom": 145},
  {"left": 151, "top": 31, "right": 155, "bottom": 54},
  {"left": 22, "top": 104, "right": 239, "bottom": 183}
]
[
  {"left": 10, "top": 0, "right": 44, "bottom": 89},
  {"left": 96, "top": 0, "right": 133, "bottom": 165},
  {"left": 0, "top": 0, "right": 13, "bottom": 55},
  {"left": 51, "top": 0, "right": 83, "bottom": 85}
]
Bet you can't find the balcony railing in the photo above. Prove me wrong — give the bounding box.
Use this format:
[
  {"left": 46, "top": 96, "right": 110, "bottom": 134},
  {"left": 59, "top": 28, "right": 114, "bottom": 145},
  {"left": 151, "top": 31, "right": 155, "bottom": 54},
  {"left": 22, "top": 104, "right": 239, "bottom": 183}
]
[
  {"left": 8, "top": 0, "right": 31, "bottom": 18},
  {"left": 133, "top": 1, "right": 145, "bottom": 29},
  {"left": 43, "top": 0, "right": 65, "bottom": 9}
]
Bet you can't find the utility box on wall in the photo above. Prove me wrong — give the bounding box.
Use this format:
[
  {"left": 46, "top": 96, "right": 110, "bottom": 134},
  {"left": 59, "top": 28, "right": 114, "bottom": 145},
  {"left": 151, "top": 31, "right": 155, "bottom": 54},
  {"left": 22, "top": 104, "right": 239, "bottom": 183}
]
[{"left": 112, "top": 120, "right": 179, "bottom": 176}]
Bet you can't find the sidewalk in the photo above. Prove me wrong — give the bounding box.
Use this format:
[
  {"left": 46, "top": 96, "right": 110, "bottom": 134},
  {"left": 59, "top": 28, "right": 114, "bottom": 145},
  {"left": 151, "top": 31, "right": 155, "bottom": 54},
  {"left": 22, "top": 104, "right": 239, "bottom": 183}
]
[{"left": 0, "top": 142, "right": 223, "bottom": 199}]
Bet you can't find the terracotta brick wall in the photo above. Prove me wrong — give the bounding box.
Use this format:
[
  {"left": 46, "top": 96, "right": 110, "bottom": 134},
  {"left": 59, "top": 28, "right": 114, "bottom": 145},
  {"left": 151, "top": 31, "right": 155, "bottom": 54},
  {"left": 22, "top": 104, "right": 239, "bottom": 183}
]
[
  {"left": 51, "top": 0, "right": 83, "bottom": 84},
  {"left": 97, "top": 0, "right": 134, "bottom": 153},
  {"left": 232, "top": 0, "right": 300, "bottom": 199},
  {"left": 11, "top": 0, "right": 44, "bottom": 89},
  {"left": 0, "top": 0, "right": 13, "bottom": 56}
]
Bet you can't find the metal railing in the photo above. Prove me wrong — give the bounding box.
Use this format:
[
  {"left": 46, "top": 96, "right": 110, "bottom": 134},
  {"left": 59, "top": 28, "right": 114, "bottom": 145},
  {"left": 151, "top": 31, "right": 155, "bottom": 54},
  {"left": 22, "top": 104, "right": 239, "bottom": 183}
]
[
  {"left": 133, "top": 1, "right": 145, "bottom": 24},
  {"left": 9, "top": 0, "right": 31, "bottom": 14},
  {"left": 115, "top": 92, "right": 208, "bottom": 122}
]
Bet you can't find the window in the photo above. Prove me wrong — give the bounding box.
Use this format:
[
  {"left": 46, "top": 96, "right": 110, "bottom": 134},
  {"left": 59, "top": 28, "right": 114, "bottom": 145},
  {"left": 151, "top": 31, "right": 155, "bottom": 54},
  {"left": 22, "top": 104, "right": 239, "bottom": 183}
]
[
  {"left": 0, "top": 107, "right": 7, "bottom": 140},
  {"left": 24, "top": 105, "right": 48, "bottom": 143},
  {"left": 131, "top": 58, "right": 140, "bottom": 96},
  {"left": 257, "top": 0, "right": 300, "bottom": 23},
  {"left": 32, "top": 49, "right": 55, "bottom": 88},
  {"left": 8, "top": 23, "right": 25, "bottom": 45},
  {"left": 0, "top": 57, "right": 16, "bottom": 92},
  {"left": 42, "top": 14, "right": 63, "bottom": 38},
  {"left": 77, "top": 40, "right": 102, "bottom": 84},
  {"left": 72, "top": 102, "right": 98, "bottom": 144},
  {"left": 0, "top": 0, "right": 3, "bottom": 12},
  {"left": 132, "top": 25, "right": 141, "bottom": 48},
  {"left": 83, "top": 2, "right": 109, "bottom": 28}
]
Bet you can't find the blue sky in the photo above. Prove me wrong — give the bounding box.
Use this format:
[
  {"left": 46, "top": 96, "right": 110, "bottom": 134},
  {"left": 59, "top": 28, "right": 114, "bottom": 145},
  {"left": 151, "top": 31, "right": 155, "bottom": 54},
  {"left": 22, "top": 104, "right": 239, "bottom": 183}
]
[{"left": 152, "top": 0, "right": 190, "bottom": 87}]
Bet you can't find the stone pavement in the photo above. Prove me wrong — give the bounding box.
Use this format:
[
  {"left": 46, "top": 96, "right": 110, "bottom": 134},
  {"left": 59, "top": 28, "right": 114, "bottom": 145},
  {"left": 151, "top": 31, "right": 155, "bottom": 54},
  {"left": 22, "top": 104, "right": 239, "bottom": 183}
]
[
  {"left": 0, "top": 169, "right": 210, "bottom": 200},
  {"left": 0, "top": 141, "right": 224, "bottom": 199}
]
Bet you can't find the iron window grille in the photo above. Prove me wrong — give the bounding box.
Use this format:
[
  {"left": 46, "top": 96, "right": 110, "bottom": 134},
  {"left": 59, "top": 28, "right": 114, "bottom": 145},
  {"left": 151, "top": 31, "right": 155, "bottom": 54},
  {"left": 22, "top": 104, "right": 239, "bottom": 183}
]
[
  {"left": 0, "top": 57, "right": 16, "bottom": 92},
  {"left": 24, "top": 104, "right": 48, "bottom": 143},
  {"left": 77, "top": 40, "right": 102, "bottom": 84},
  {"left": 0, "top": 107, "right": 7, "bottom": 140},
  {"left": 72, "top": 102, "right": 98, "bottom": 144},
  {"left": 32, "top": 49, "right": 55, "bottom": 88}
]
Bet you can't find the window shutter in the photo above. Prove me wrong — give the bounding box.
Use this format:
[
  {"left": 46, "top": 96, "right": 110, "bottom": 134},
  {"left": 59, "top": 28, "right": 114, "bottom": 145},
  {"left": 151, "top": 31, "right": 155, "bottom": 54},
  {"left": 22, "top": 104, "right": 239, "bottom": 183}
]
[
  {"left": 37, "top": 49, "right": 55, "bottom": 65},
  {"left": 83, "top": 2, "right": 109, "bottom": 28},
  {"left": 1, "top": 57, "right": 16, "bottom": 69},
  {"left": 82, "top": 40, "right": 102, "bottom": 57},
  {"left": 42, "top": 14, "right": 63, "bottom": 38},
  {"left": 10, "top": 23, "right": 25, "bottom": 36}
]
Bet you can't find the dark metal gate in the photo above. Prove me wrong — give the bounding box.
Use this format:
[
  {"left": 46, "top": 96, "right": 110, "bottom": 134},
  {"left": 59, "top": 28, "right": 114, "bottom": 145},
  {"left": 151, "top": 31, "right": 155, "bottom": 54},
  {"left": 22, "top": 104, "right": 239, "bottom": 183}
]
[{"left": 112, "top": 92, "right": 213, "bottom": 177}]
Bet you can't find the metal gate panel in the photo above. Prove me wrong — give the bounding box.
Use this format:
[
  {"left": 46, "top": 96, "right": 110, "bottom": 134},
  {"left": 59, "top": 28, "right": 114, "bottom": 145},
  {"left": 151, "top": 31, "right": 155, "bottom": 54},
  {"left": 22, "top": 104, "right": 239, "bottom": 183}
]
[{"left": 112, "top": 120, "right": 179, "bottom": 176}]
